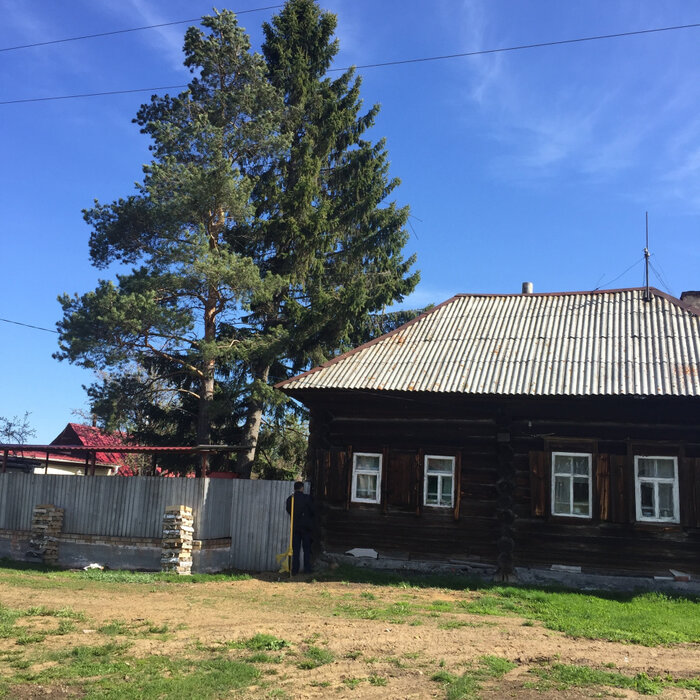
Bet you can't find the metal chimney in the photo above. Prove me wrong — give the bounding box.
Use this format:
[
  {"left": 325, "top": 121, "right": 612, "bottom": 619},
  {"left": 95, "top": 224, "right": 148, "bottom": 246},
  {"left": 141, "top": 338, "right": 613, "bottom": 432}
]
[{"left": 522, "top": 282, "right": 533, "bottom": 294}]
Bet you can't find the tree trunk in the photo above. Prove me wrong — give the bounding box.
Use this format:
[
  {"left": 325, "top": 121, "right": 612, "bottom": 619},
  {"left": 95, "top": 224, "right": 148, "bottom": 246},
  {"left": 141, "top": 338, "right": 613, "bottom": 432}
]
[
  {"left": 235, "top": 365, "right": 270, "bottom": 478},
  {"left": 197, "top": 282, "right": 218, "bottom": 478}
]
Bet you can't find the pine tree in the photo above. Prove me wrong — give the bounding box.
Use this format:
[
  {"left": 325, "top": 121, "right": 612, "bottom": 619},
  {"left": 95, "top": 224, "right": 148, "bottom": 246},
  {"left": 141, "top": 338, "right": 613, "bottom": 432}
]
[
  {"left": 55, "top": 11, "right": 286, "bottom": 474},
  {"left": 232, "top": 0, "right": 419, "bottom": 475}
]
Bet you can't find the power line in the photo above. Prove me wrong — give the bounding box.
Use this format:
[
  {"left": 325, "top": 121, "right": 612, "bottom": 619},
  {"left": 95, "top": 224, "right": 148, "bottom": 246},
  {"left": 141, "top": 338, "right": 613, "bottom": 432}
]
[
  {"left": 0, "top": 318, "right": 58, "bottom": 334},
  {"left": 0, "top": 5, "right": 284, "bottom": 53},
  {"left": 331, "top": 21, "right": 700, "bottom": 72},
  {"left": 2, "top": 21, "right": 700, "bottom": 106},
  {"left": 1, "top": 85, "right": 188, "bottom": 105}
]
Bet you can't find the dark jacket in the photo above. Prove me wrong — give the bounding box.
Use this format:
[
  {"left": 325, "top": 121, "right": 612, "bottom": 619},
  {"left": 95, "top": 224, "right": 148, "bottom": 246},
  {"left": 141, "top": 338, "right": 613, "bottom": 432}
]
[{"left": 286, "top": 491, "right": 315, "bottom": 534}]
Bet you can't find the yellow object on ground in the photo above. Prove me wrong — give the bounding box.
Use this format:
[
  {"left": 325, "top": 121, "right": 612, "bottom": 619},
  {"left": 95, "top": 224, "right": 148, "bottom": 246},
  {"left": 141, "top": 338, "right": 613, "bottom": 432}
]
[{"left": 276, "top": 493, "right": 294, "bottom": 575}]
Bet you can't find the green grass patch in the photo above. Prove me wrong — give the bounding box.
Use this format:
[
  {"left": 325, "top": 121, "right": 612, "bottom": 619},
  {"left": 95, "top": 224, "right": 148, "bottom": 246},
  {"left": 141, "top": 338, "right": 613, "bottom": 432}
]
[
  {"left": 0, "top": 559, "right": 251, "bottom": 587},
  {"left": 321, "top": 564, "right": 700, "bottom": 645},
  {"left": 438, "top": 620, "right": 484, "bottom": 630},
  {"left": 461, "top": 588, "right": 700, "bottom": 645},
  {"left": 529, "top": 663, "right": 700, "bottom": 695},
  {"left": 298, "top": 645, "right": 334, "bottom": 669},
  {"left": 230, "top": 633, "right": 290, "bottom": 652},
  {"left": 98, "top": 618, "right": 171, "bottom": 638},
  {"left": 368, "top": 674, "right": 387, "bottom": 686},
  {"left": 431, "top": 655, "right": 516, "bottom": 700},
  {"left": 0, "top": 602, "right": 85, "bottom": 643},
  {"left": 334, "top": 600, "right": 417, "bottom": 623},
  {"left": 11, "top": 641, "right": 260, "bottom": 699}
]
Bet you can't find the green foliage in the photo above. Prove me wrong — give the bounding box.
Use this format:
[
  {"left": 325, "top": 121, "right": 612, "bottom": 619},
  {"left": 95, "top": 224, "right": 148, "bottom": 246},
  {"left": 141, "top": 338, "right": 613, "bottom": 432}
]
[
  {"left": 56, "top": 2, "right": 419, "bottom": 473},
  {"left": 254, "top": 412, "right": 308, "bottom": 479}
]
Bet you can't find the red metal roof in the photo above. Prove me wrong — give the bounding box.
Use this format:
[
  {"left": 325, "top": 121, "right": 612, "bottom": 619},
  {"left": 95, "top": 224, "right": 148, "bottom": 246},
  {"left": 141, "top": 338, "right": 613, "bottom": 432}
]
[{"left": 50, "top": 423, "right": 128, "bottom": 466}]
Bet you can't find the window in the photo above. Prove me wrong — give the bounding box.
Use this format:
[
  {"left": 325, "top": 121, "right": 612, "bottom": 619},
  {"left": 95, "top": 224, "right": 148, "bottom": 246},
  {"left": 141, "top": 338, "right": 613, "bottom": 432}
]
[
  {"left": 424, "top": 455, "right": 455, "bottom": 508},
  {"left": 551, "top": 452, "right": 592, "bottom": 518},
  {"left": 634, "top": 456, "right": 679, "bottom": 523},
  {"left": 351, "top": 453, "right": 382, "bottom": 503}
]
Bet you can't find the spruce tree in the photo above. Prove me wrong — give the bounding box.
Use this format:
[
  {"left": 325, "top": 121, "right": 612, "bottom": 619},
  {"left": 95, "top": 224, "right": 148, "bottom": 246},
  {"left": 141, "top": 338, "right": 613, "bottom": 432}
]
[{"left": 233, "top": 0, "right": 419, "bottom": 475}]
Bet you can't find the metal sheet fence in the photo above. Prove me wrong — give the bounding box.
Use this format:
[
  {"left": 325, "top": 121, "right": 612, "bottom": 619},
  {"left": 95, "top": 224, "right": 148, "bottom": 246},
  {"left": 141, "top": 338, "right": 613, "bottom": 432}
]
[
  {"left": 0, "top": 474, "right": 297, "bottom": 570},
  {"left": 228, "top": 479, "right": 294, "bottom": 571}
]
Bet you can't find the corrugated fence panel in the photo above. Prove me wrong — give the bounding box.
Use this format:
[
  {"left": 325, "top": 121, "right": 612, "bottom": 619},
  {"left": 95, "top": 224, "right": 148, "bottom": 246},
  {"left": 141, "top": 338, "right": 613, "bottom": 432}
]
[
  {"left": 197, "top": 479, "right": 234, "bottom": 540},
  {"left": 229, "top": 480, "right": 295, "bottom": 572}
]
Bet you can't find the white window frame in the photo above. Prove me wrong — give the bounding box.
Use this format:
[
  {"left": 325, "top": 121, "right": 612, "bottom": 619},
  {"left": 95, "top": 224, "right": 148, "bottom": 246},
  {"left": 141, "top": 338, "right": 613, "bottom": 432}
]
[
  {"left": 351, "top": 452, "right": 382, "bottom": 504},
  {"left": 551, "top": 452, "right": 592, "bottom": 518},
  {"left": 634, "top": 456, "right": 680, "bottom": 524},
  {"left": 423, "top": 455, "right": 455, "bottom": 508}
]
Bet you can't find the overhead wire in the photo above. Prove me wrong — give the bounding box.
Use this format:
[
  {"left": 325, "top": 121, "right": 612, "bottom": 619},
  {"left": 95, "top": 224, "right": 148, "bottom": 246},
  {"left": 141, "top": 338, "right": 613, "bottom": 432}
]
[
  {"left": 0, "top": 318, "right": 58, "bottom": 334},
  {"left": 0, "top": 5, "right": 284, "bottom": 53},
  {"left": 2, "top": 21, "right": 700, "bottom": 105}
]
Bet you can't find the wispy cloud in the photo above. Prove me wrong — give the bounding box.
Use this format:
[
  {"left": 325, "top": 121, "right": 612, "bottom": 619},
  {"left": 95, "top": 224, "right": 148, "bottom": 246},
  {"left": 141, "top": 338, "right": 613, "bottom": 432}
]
[
  {"left": 100, "top": 0, "right": 188, "bottom": 72},
  {"left": 440, "top": 0, "right": 700, "bottom": 199}
]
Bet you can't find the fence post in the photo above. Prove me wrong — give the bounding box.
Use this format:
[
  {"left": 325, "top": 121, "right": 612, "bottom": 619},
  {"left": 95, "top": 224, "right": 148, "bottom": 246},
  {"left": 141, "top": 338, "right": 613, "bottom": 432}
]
[
  {"left": 161, "top": 505, "right": 194, "bottom": 575},
  {"left": 29, "top": 504, "right": 64, "bottom": 566}
]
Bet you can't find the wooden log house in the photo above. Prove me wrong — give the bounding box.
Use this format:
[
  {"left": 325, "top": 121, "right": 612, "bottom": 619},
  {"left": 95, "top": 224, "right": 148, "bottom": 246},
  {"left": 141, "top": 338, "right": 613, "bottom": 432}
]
[{"left": 278, "top": 287, "right": 700, "bottom": 578}]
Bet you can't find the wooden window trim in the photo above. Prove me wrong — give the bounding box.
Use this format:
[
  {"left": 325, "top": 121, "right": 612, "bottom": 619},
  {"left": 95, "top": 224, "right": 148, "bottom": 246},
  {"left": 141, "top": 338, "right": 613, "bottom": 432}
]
[
  {"left": 351, "top": 452, "right": 382, "bottom": 504},
  {"left": 634, "top": 455, "right": 680, "bottom": 524},
  {"left": 551, "top": 452, "right": 593, "bottom": 519},
  {"left": 423, "top": 454, "right": 456, "bottom": 509}
]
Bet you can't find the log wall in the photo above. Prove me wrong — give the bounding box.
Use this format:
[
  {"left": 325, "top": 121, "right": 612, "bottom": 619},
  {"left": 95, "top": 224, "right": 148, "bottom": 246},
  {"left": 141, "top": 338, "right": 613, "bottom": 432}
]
[{"left": 303, "top": 391, "right": 700, "bottom": 576}]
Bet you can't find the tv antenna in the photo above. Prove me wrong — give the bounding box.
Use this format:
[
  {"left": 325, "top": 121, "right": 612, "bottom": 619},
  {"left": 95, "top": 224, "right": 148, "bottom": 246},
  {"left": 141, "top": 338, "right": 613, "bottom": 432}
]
[{"left": 643, "top": 211, "right": 650, "bottom": 302}]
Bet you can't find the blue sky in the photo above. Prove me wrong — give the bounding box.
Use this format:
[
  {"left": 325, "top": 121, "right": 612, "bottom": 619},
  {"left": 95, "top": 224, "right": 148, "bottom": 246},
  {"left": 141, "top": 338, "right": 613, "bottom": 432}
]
[{"left": 1, "top": 0, "right": 699, "bottom": 442}]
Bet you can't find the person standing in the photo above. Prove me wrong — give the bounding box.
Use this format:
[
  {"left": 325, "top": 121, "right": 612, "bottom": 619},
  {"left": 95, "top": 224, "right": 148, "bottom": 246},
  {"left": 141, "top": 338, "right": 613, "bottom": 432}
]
[{"left": 285, "top": 481, "right": 314, "bottom": 575}]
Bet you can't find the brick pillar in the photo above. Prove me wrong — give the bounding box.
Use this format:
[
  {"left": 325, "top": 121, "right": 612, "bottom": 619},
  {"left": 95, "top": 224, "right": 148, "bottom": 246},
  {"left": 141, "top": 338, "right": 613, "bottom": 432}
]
[
  {"left": 161, "top": 506, "right": 194, "bottom": 575},
  {"left": 29, "top": 504, "right": 64, "bottom": 565}
]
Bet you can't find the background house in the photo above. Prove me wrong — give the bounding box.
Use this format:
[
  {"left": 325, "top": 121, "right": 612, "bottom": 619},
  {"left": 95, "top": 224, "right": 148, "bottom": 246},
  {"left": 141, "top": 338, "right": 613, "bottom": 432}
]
[
  {"left": 7, "top": 423, "right": 129, "bottom": 476},
  {"left": 278, "top": 287, "right": 700, "bottom": 579}
]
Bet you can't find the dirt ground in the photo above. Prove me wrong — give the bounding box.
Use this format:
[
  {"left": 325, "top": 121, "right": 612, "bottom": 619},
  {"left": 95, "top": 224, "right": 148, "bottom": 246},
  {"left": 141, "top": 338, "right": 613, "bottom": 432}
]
[{"left": 1, "top": 573, "right": 699, "bottom": 699}]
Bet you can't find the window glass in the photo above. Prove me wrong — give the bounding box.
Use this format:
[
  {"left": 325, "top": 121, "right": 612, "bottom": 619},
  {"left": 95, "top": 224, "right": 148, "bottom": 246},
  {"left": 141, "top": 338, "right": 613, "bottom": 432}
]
[
  {"left": 551, "top": 453, "right": 591, "bottom": 517},
  {"left": 640, "top": 482, "right": 655, "bottom": 517},
  {"left": 352, "top": 453, "right": 382, "bottom": 503},
  {"left": 573, "top": 456, "right": 589, "bottom": 475},
  {"left": 426, "top": 475, "right": 439, "bottom": 505},
  {"left": 427, "top": 457, "right": 453, "bottom": 474},
  {"left": 424, "top": 456, "right": 454, "bottom": 508},
  {"left": 572, "top": 479, "right": 589, "bottom": 514},
  {"left": 635, "top": 456, "right": 678, "bottom": 523},
  {"left": 355, "top": 454, "right": 380, "bottom": 471},
  {"left": 637, "top": 458, "right": 653, "bottom": 477},
  {"left": 553, "top": 476, "right": 569, "bottom": 513},
  {"left": 655, "top": 461, "right": 675, "bottom": 479},
  {"left": 658, "top": 483, "right": 674, "bottom": 518}
]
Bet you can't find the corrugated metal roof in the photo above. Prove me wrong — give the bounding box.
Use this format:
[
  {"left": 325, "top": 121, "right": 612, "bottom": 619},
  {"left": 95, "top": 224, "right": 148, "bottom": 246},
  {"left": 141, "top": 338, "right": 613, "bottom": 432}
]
[{"left": 278, "top": 288, "right": 700, "bottom": 397}]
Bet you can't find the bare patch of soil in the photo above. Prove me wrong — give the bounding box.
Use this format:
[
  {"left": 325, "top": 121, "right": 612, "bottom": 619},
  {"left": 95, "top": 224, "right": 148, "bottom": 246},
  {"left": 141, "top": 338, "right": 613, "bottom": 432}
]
[{"left": 1, "top": 575, "right": 698, "bottom": 699}]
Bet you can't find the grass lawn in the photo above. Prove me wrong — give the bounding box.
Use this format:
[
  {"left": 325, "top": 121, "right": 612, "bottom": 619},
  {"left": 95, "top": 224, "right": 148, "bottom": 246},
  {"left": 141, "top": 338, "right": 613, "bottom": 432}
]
[{"left": 0, "top": 560, "right": 698, "bottom": 699}]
